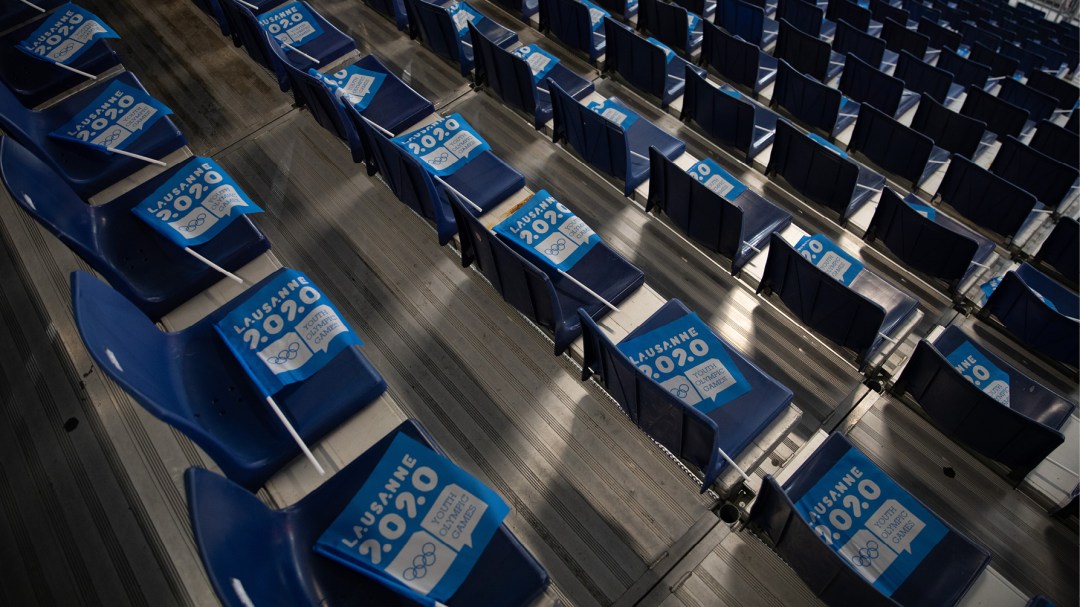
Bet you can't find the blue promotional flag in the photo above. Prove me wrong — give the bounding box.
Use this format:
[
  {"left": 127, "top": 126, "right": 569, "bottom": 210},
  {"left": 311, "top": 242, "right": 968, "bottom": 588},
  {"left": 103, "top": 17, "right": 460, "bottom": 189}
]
[
  {"left": 581, "top": 0, "right": 609, "bottom": 30},
  {"left": 132, "top": 157, "right": 263, "bottom": 246},
  {"left": 392, "top": 113, "right": 491, "bottom": 177},
  {"left": 905, "top": 199, "right": 937, "bottom": 221},
  {"left": 493, "top": 189, "right": 600, "bottom": 271},
  {"left": 646, "top": 37, "right": 676, "bottom": 63},
  {"left": 807, "top": 132, "right": 849, "bottom": 158},
  {"left": 795, "top": 234, "right": 864, "bottom": 286},
  {"left": 309, "top": 66, "right": 386, "bottom": 111},
  {"left": 617, "top": 312, "right": 751, "bottom": 414},
  {"left": 686, "top": 158, "right": 748, "bottom": 201},
  {"left": 586, "top": 98, "right": 639, "bottom": 128},
  {"left": 793, "top": 446, "right": 948, "bottom": 597},
  {"left": 258, "top": 2, "right": 325, "bottom": 48},
  {"left": 447, "top": 1, "right": 485, "bottom": 38},
  {"left": 511, "top": 45, "right": 560, "bottom": 83},
  {"left": 214, "top": 269, "right": 363, "bottom": 396},
  {"left": 945, "top": 341, "right": 1011, "bottom": 406},
  {"left": 17, "top": 3, "right": 119, "bottom": 65},
  {"left": 316, "top": 432, "right": 510, "bottom": 603},
  {"left": 49, "top": 81, "right": 172, "bottom": 152}
]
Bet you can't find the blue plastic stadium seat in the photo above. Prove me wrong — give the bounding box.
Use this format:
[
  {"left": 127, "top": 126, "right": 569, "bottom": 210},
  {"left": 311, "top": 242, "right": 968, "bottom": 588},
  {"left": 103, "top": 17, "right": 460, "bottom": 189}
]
[
  {"left": 223, "top": 0, "right": 357, "bottom": 92},
  {"left": 826, "top": 0, "right": 879, "bottom": 36},
  {"left": 895, "top": 325, "right": 1075, "bottom": 477},
  {"left": 917, "top": 16, "right": 961, "bottom": 51},
  {"left": 970, "top": 41, "right": 1018, "bottom": 80},
  {"left": 838, "top": 54, "right": 919, "bottom": 120},
  {"left": 869, "top": 0, "right": 911, "bottom": 28},
  {"left": 767, "top": 119, "right": 884, "bottom": 225},
  {"left": 603, "top": 17, "right": 705, "bottom": 107},
  {"left": 894, "top": 50, "right": 964, "bottom": 106},
  {"left": 1034, "top": 217, "right": 1079, "bottom": 289},
  {"left": 771, "top": 60, "right": 858, "bottom": 139},
  {"left": 832, "top": 19, "right": 893, "bottom": 72},
  {"left": 548, "top": 79, "right": 685, "bottom": 196},
  {"left": 847, "top": 103, "right": 947, "bottom": 190},
  {"left": 881, "top": 16, "right": 934, "bottom": 62},
  {"left": 906, "top": 1, "right": 940, "bottom": 27},
  {"left": 935, "top": 155, "right": 1040, "bottom": 241},
  {"left": 1026, "top": 70, "right": 1079, "bottom": 110},
  {"left": 775, "top": 0, "right": 833, "bottom": 39},
  {"left": 538, "top": 0, "right": 606, "bottom": 63},
  {"left": 647, "top": 150, "right": 790, "bottom": 274},
  {"left": 73, "top": 269, "right": 387, "bottom": 490},
  {"left": 404, "top": 0, "right": 518, "bottom": 76},
  {"left": 0, "top": 15, "right": 122, "bottom": 107},
  {"left": 716, "top": 0, "right": 778, "bottom": 48},
  {"left": 699, "top": 21, "right": 777, "bottom": 97},
  {"left": 1030, "top": 120, "right": 1080, "bottom": 168},
  {"left": 671, "top": 0, "right": 717, "bottom": 20},
  {"left": 997, "top": 78, "right": 1058, "bottom": 128},
  {"left": 748, "top": 433, "right": 991, "bottom": 607},
  {"left": 469, "top": 24, "right": 594, "bottom": 129},
  {"left": 593, "top": 0, "right": 638, "bottom": 18},
  {"left": 910, "top": 94, "right": 987, "bottom": 160},
  {"left": 999, "top": 42, "right": 1049, "bottom": 78},
  {"left": 774, "top": 19, "right": 844, "bottom": 83},
  {"left": 681, "top": 70, "right": 778, "bottom": 162},
  {"left": 937, "top": 47, "right": 991, "bottom": 93},
  {"left": 637, "top": 0, "right": 702, "bottom": 55},
  {"left": 448, "top": 191, "right": 644, "bottom": 354},
  {"left": 185, "top": 420, "right": 549, "bottom": 607},
  {"left": 0, "top": 71, "right": 186, "bottom": 198},
  {"left": 218, "top": 0, "right": 279, "bottom": 45},
  {"left": 579, "top": 298, "right": 793, "bottom": 489},
  {"left": 990, "top": 136, "right": 1079, "bottom": 212},
  {"left": 960, "top": 86, "right": 1028, "bottom": 140},
  {"left": 866, "top": 187, "right": 992, "bottom": 293},
  {"left": 980, "top": 263, "right": 1079, "bottom": 368},
  {"left": 0, "top": 137, "right": 270, "bottom": 319}
]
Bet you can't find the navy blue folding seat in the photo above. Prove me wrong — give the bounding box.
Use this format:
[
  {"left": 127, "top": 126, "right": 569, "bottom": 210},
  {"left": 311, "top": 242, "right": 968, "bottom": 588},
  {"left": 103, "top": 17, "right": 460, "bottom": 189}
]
[
  {"left": 1026, "top": 70, "right": 1080, "bottom": 110},
  {"left": 869, "top": 0, "right": 910, "bottom": 27},
  {"left": 917, "top": 15, "right": 961, "bottom": 51},
  {"left": 980, "top": 263, "right": 1079, "bottom": 368},
  {"left": 770, "top": 60, "right": 858, "bottom": 139},
  {"left": 958, "top": 21, "right": 1003, "bottom": 55},
  {"left": 848, "top": 104, "right": 946, "bottom": 189},
  {"left": 637, "top": 0, "right": 702, "bottom": 55},
  {"left": 0, "top": 137, "right": 270, "bottom": 320},
  {"left": 1026, "top": 42, "right": 1069, "bottom": 76},
  {"left": 749, "top": 434, "right": 991, "bottom": 607},
  {"left": 960, "top": 86, "right": 1028, "bottom": 140},
  {"left": 895, "top": 326, "right": 1075, "bottom": 478},
  {"left": 593, "top": 0, "right": 638, "bottom": 18},
  {"left": 469, "top": 26, "right": 593, "bottom": 129},
  {"left": 354, "top": 114, "right": 410, "bottom": 197},
  {"left": 969, "top": 41, "right": 1019, "bottom": 79},
  {"left": 766, "top": 119, "right": 884, "bottom": 224},
  {"left": 906, "top": 0, "right": 940, "bottom": 25},
  {"left": 866, "top": 187, "right": 992, "bottom": 293},
  {"left": 403, "top": 0, "right": 518, "bottom": 76},
  {"left": 998, "top": 42, "right": 1049, "bottom": 78},
  {"left": 935, "top": 155, "right": 1039, "bottom": 240},
  {"left": 937, "top": 47, "right": 991, "bottom": 92},
  {"left": 1068, "top": 109, "right": 1079, "bottom": 134},
  {"left": 880, "top": 16, "right": 933, "bottom": 63},
  {"left": 647, "top": 150, "right": 791, "bottom": 272},
  {"left": 775, "top": 0, "right": 833, "bottom": 39},
  {"left": 538, "top": 0, "right": 606, "bottom": 63},
  {"left": 774, "top": 19, "right": 844, "bottom": 82},
  {"left": 670, "top": 0, "right": 716, "bottom": 19},
  {"left": 699, "top": 21, "right": 777, "bottom": 97},
  {"left": 549, "top": 80, "right": 686, "bottom": 196},
  {"left": 757, "top": 233, "right": 918, "bottom": 364},
  {"left": 0, "top": 14, "right": 122, "bottom": 107},
  {"left": 997, "top": 78, "right": 1058, "bottom": 127},
  {"left": 832, "top": 19, "right": 891, "bottom": 71},
  {"left": 219, "top": 0, "right": 280, "bottom": 47},
  {"left": 448, "top": 191, "right": 644, "bottom": 354},
  {"left": 894, "top": 50, "right": 963, "bottom": 105},
  {"left": 910, "top": 94, "right": 986, "bottom": 160},
  {"left": 991, "top": 136, "right": 1078, "bottom": 212},
  {"left": 603, "top": 17, "right": 705, "bottom": 107},
  {"left": 491, "top": 0, "right": 541, "bottom": 19},
  {"left": 1034, "top": 217, "right": 1079, "bottom": 289},
  {"left": 223, "top": 0, "right": 357, "bottom": 92},
  {"left": 826, "top": 0, "right": 877, "bottom": 34},
  {"left": 186, "top": 421, "right": 550, "bottom": 607},
  {"left": 838, "top": 54, "right": 919, "bottom": 119},
  {"left": 579, "top": 298, "right": 793, "bottom": 489},
  {"left": 681, "top": 70, "right": 778, "bottom": 162},
  {"left": 1030, "top": 120, "right": 1080, "bottom": 176},
  {"left": 0, "top": 71, "right": 186, "bottom": 198},
  {"left": 716, "top": 0, "right": 777, "bottom": 48},
  {"left": 73, "top": 269, "right": 388, "bottom": 490}
]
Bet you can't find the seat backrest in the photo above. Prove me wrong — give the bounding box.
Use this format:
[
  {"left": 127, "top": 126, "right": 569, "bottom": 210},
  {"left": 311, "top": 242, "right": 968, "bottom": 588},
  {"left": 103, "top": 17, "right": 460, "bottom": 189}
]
[
  {"left": 866, "top": 187, "right": 978, "bottom": 287},
  {"left": 593, "top": 0, "right": 632, "bottom": 16},
  {"left": 937, "top": 48, "right": 991, "bottom": 91},
  {"left": 670, "top": 0, "right": 706, "bottom": 16},
  {"left": 960, "top": 86, "right": 1028, "bottom": 139},
  {"left": 774, "top": 18, "right": 832, "bottom": 81},
  {"left": 1030, "top": 119, "right": 1080, "bottom": 168},
  {"left": 881, "top": 15, "right": 928, "bottom": 57},
  {"left": 970, "top": 40, "right": 1018, "bottom": 77},
  {"left": 700, "top": 21, "right": 760, "bottom": 92},
  {"left": 603, "top": 17, "right": 668, "bottom": 101},
  {"left": 893, "top": 50, "right": 952, "bottom": 104},
  {"left": 1026, "top": 69, "right": 1080, "bottom": 109},
  {"left": 717, "top": 0, "right": 768, "bottom": 46},
  {"left": 910, "top": 93, "right": 985, "bottom": 159},
  {"left": 832, "top": 19, "right": 886, "bottom": 69},
  {"left": 997, "top": 78, "right": 1058, "bottom": 125},
  {"left": 265, "top": 33, "right": 357, "bottom": 146},
  {"left": 983, "top": 266, "right": 1079, "bottom": 367},
  {"left": 403, "top": 0, "right": 461, "bottom": 65},
  {"left": 549, "top": 79, "right": 629, "bottom": 182},
  {"left": 539, "top": 0, "right": 596, "bottom": 60},
  {"left": 681, "top": 69, "right": 755, "bottom": 155},
  {"left": 999, "top": 42, "right": 1048, "bottom": 77},
  {"left": 990, "top": 135, "right": 1079, "bottom": 209},
  {"left": 936, "top": 155, "right": 1037, "bottom": 238},
  {"left": 869, "top": 0, "right": 908, "bottom": 26},
  {"left": 838, "top": 53, "right": 904, "bottom": 117},
  {"left": 1034, "top": 217, "right": 1079, "bottom": 287},
  {"left": 776, "top": 0, "right": 825, "bottom": 38},
  {"left": 906, "top": 1, "right": 940, "bottom": 25},
  {"left": 771, "top": 60, "right": 842, "bottom": 136},
  {"left": 469, "top": 22, "right": 536, "bottom": 118},
  {"left": 826, "top": 0, "right": 871, "bottom": 32},
  {"left": 848, "top": 103, "right": 933, "bottom": 187},
  {"left": 639, "top": 0, "right": 693, "bottom": 53},
  {"left": 396, "top": 147, "right": 459, "bottom": 243},
  {"left": 356, "top": 114, "right": 412, "bottom": 203},
  {"left": 767, "top": 119, "right": 857, "bottom": 216},
  {"left": 917, "top": 16, "right": 961, "bottom": 51}
]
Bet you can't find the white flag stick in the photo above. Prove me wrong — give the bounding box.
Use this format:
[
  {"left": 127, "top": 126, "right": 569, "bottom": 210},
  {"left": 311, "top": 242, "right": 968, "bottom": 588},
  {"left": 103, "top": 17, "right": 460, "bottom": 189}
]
[
  {"left": 716, "top": 445, "right": 751, "bottom": 484},
  {"left": 281, "top": 41, "right": 320, "bottom": 64},
  {"left": 51, "top": 60, "right": 97, "bottom": 80},
  {"left": 184, "top": 247, "right": 244, "bottom": 283},
  {"left": 265, "top": 396, "right": 325, "bottom": 475},
  {"left": 19, "top": 0, "right": 45, "bottom": 12},
  {"left": 558, "top": 269, "right": 620, "bottom": 313},
  {"left": 105, "top": 146, "right": 167, "bottom": 166},
  {"left": 237, "top": 0, "right": 259, "bottom": 9},
  {"left": 436, "top": 176, "right": 485, "bottom": 214}
]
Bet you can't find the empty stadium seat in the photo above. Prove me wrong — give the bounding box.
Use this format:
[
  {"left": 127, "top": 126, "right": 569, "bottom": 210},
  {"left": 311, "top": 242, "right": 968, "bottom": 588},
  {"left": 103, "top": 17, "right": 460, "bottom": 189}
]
[
  {"left": 592, "top": 0, "right": 638, "bottom": 18},
  {"left": 827, "top": 0, "right": 878, "bottom": 35},
  {"left": 1034, "top": 217, "right": 1079, "bottom": 289},
  {"left": 549, "top": 79, "right": 685, "bottom": 196},
  {"left": 998, "top": 42, "right": 1049, "bottom": 78},
  {"left": 869, "top": 0, "right": 910, "bottom": 28},
  {"left": 847, "top": 103, "right": 946, "bottom": 190},
  {"left": 579, "top": 298, "right": 793, "bottom": 489},
  {"left": 893, "top": 50, "right": 964, "bottom": 106},
  {"left": 917, "top": 16, "right": 960, "bottom": 51},
  {"left": 603, "top": 17, "right": 705, "bottom": 107},
  {"left": 970, "top": 40, "right": 1019, "bottom": 79},
  {"left": 699, "top": 21, "right": 777, "bottom": 97},
  {"left": 880, "top": 15, "right": 934, "bottom": 62},
  {"left": 990, "top": 135, "right": 1078, "bottom": 212},
  {"left": 771, "top": 60, "right": 858, "bottom": 139},
  {"left": 716, "top": 0, "right": 778, "bottom": 48},
  {"left": 895, "top": 325, "right": 1075, "bottom": 478},
  {"left": 1030, "top": 119, "right": 1080, "bottom": 168},
  {"left": 218, "top": 0, "right": 280, "bottom": 44},
  {"left": 681, "top": 70, "right": 778, "bottom": 162},
  {"left": 774, "top": 19, "right": 844, "bottom": 83},
  {"left": 403, "top": 0, "right": 518, "bottom": 76},
  {"left": 775, "top": 0, "right": 833, "bottom": 39},
  {"left": 960, "top": 86, "right": 1028, "bottom": 140},
  {"left": 980, "top": 263, "right": 1079, "bottom": 368},
  {"left": 185, "top": 420, "right": 549, "bottom": 606},
  {"left": 838, "top": 54, "right": 919, "bottom": 120},
  {"left": 935, "top": 155, "right": 1040, "bottom": 241},
  {"left": 937, "top": 47, "right": 991, "bottom": 92},
  {"left": 997, "top": 78, "right": 1058, "bottom": 127},
  {"left": 538, "top": 0, "right": 607, "bottom": 63},
  {"left": 1026, "top": 69, "right": 1079, "bottom": 109},
  {"left": 637, "top": 0, "right": 702, "bottom": 55},
  {"left": 909, "top": 93, "right": 987, "bottom": 160},
  {"left": 832, "top": 19, "right": 892, "bottom": 72}
]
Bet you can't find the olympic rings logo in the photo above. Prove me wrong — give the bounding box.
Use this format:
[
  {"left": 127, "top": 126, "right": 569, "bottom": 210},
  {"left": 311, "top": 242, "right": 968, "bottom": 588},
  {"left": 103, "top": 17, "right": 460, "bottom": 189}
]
[
  {"left": 100, "top": 129, "right": 124, "bottom": 145},
  {"left": 672, "top": 383, "right": 691, "bottom": 398},
  {"left": 850, "top": 540, "right": 880, "bottom": 568},
  {"left": 179, "top": 213, "right": 207, "bottom": 232},
  {"left": 430, "top": 152, "right": 450, "bottom": 164},
  {"left": 543, "top": 238, "right": 567, "bottom": 256},
  {"left": 266, "top": 342, "right": 301, "bottom": 365},
  {"left": 402, "top": 543, "right": 438, "bottom": 580}
]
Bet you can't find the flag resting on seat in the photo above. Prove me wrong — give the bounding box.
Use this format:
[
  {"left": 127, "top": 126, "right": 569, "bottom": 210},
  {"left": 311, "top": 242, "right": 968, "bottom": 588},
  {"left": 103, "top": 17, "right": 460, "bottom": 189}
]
[
  {"left": 310, "top": 66, "right": 387, "bottom": 111},
  {"left": 686, "top": 158, "right": 748, "bottom": 201},
  {"left": 795, "top": 234, "right": 865, "bottom": 286},
  {"left": 944, "top": 340, "right": 1011, "bottom": 406},
  {"left": 258, "top": 2, "right": 325, "bottom": 47},
  {"left": 17, "top": 3, "right": 119, "bottom": 65},
  {"left": 392, "top": 113, "right": 491, "bottom": 176},
  {"left": 494, "top": 189, "right": 600, "bottom": 271},
  {"left": 586, "top": 98, "right": 639, "bottom": 128},
  {"left": 511, "top": 45, "right": 561, "bottom": 82},
  {"left": 49, "top": 81, "right": 172, "bottom": 152}
]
